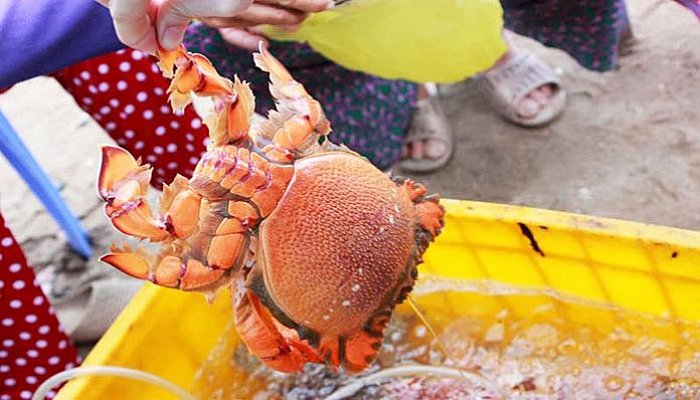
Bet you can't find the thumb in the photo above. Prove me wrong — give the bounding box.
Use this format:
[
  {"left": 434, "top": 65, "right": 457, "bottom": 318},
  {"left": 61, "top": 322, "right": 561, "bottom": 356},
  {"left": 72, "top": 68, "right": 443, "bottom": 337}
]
[
  {"left": 156, "top": 0, "right": 254, "bottom": 50},
  {"left": 109, "top": 0, "right": 158, "bottom": 53}
]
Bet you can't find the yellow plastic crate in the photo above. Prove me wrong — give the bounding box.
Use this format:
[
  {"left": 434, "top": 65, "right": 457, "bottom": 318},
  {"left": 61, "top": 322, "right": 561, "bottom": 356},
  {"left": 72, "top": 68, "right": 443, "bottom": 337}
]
[{"left": 56, "top": 199, "right": 700, "bottom": 399}]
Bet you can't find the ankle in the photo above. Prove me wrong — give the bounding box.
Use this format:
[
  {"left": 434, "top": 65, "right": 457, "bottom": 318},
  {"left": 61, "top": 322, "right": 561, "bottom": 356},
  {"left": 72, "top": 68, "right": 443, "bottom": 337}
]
[
  {"left": 490, "top": 48, "right": 515, "bottom": 70},
  {"left": 417, "top": 85, "right": 430, "bottom": 100}
]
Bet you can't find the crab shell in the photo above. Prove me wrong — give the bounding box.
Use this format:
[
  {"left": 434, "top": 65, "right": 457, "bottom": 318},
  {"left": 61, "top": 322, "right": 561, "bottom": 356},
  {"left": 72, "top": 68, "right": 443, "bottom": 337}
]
[{"left": 251, "top": 152, "right": 420, "bottom": 367}]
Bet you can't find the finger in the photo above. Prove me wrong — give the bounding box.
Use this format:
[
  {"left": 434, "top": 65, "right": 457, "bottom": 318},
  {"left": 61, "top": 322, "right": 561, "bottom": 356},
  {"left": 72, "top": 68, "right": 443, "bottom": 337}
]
[
  {"left": 157, "top": 0, "right": 254, "bottom": 50},
  {"left": 256, "top": 0, "right": 334, "bottom": 13},
  {"left": 201, "top": 16, "right": 259, "bottom": 29},
  {"left": 270, "top": 24, "right": 303, "bottom": 33},
  {"left": 110, "top": 0, "right": 157, "bottom": 53},
  {"left": 233, "top": 4, "right": 307, "bottom": 26},
  {"left": 243, "top": 24, "right": 298, "bottom": 36},
  {"left": 246, "top": 25, "right": 268, "bottom": 35},
  {"left": 203, "top": 14, "right": 306, "bottom": 30},
  {"left": 219, "top": 28, "right": 269, "bottom": 51}
]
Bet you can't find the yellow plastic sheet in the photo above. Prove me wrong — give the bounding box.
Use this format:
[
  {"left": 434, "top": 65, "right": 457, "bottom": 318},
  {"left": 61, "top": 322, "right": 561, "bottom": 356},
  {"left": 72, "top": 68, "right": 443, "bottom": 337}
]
[{"left": 265, "top": 0, "right": 507, "bottom": 83}]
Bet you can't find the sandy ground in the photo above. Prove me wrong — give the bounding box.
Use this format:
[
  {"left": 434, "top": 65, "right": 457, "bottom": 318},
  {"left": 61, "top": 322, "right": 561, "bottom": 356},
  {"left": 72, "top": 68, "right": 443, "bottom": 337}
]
[{"left": 0, "top": 0, "right": 698, "bottom": 345}]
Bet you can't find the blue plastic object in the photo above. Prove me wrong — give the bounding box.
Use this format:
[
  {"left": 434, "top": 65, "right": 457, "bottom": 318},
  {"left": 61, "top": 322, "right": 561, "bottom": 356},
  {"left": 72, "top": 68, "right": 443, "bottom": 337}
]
[{"left": 0, "top": 110, "right": 93, "bottom": 258}]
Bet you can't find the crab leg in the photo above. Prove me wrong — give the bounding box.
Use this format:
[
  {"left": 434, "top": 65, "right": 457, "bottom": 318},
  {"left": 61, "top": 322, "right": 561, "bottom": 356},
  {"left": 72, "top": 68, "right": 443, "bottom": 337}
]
[
  {"left": 98, "top": 146, "right": 245, "bottom": 291},
  {"left": 401, "top": 179, "right": 445, "bottom": 240},
  {"left": 98, "top": 42, "right": 264, "bottom": 292},
  {"left": 158, "top": 46, "right": 255, "bottom": 147},
  {"left": 252, "top": 44, "right": 332, "bottom": 163},
  {"left": 98, "top": 146, "right": 203, "bottom": 242},
  {"left": 99, "top": 158, "right": 254, "bottom": 291},
  {"left": 233, "top": 276, "right": 321, "bottom": 373},
  {"left": 101, "top": 250, "right": 227, "bottom": 290},
  {"left": 99, "top": 201, "right": 252, "bottom": 291},
  {"left": 159, "top": 43, "right": 330, "bottom": 162}
]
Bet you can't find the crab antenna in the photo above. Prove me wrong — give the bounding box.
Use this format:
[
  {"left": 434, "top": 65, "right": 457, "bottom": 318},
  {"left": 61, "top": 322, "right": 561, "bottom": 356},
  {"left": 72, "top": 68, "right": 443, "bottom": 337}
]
[{"left": 406, "top": 295, "right": 468, "bottom": 381}]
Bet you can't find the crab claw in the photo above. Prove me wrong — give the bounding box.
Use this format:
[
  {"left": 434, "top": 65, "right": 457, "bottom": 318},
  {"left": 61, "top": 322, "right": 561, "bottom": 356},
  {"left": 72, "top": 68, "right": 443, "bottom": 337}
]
[
  {"left": 98, "top": 146, "right": 144, "bottom": 201},
  {"left": 100, "top": 252, "right": 150, "bottom": 281},
  {"left": 163, "top": 49, "right": 234, "bottom": 112},
  {"left": 98, "top": 146, "right": 168, "bottom": 241},
  {"left": 234, "top": 276, "right": 322, "bottom": 373}
]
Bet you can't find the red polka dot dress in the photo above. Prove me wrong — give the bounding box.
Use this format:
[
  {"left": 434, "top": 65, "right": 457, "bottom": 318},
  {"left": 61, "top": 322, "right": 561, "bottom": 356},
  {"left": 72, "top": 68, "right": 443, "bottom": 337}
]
[
  {"left": 0, "top": 215, "right": 80, "bottom": 400},
  {"left": 53, "top": 49, "right": 210, "bottom": 189},
  {"left": 1, "top": 46, "right": 215, "bottom": 400}
]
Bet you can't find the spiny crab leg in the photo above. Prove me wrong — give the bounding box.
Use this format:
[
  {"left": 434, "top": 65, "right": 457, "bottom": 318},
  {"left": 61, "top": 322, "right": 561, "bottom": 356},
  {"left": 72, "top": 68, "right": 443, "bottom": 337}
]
[
  {"left": 98, "top": 146, "right": 202, "bottom": 242},
  {"left": 101, "top": 245, "right": 228, "bottom": 291},
  {"left": 158, "top": 46, "right": 255, "bottom": 147},
  {"left": 252, "top": 44, "right": 331, "bottom": 162},
  {"left": 159, "top": 43, "right": 331, "bottom": 162},
  {"left": 98, "top": 146, "right": 224, "bottom": 289},
  {"left": 97, "top": 45, "right": 269, "bottom": 292},
  {"left": 98, "top": 146, "right": 245, "bottom": 291},
  {"left": 233, "top": 275, "right": 322, "bottom": 372}
]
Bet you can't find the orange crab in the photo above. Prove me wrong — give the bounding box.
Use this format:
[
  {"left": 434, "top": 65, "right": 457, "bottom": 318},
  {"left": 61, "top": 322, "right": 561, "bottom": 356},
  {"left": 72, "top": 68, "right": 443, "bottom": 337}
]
[{"left": 97, "top": 44, "right": 445, "bottom": 374}]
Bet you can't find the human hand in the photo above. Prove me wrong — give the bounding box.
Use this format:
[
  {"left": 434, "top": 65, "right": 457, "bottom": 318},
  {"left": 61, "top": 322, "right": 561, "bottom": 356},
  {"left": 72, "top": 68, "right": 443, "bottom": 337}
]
[
  {"left": 204, "top": 0, "right": 334, "bottom": 51},
  {"left": 97, "top": 0, "right": 255, "bottom": 53}
]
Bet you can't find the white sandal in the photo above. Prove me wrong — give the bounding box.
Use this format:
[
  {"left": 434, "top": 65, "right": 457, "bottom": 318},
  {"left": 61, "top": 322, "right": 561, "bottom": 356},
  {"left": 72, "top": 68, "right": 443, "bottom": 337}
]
[
  {"left": 478, "top": 52, "right": 567, "bottom": 127},
  {"left": 398, "top": 97, "right": 454, "bottom": 173}
]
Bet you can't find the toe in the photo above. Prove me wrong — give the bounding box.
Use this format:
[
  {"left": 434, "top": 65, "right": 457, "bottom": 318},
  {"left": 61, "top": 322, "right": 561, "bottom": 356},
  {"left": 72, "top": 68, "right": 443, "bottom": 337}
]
[
  {"left": 529, "top": 90, "right": 549, "bottom": 107},
  {"left": 411, "top": 140, "right": 425, "bottom": 160},
  {"left": 517, "top": 97, "right": 541, "bottom": 119},
  {"left": 401, "top": 144, "right": 409, "bottom": 159},
  {"left": 538, "top": 84, "right": 554, "bottom": 98},
  {"left": 424, "top": 139, "right": 447, "bottom": 160},
  {"left": 531, "top": 85, "right": 554, "bottom": 107}
]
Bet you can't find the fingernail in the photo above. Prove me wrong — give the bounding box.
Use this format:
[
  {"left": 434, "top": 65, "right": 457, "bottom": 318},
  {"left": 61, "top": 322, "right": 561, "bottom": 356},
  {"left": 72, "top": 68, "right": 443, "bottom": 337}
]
[
  {"left": 254, "top": 39, "right": 270, "bottom": 51},
  {"left": 160, "top": 27, "right": 182, "bottom": 50},
  {"left": 243, "top": 39, "right": 265, "bottom": 52},
  {"left": 324, "top": 0, "right": 335, "bottom": 10}
]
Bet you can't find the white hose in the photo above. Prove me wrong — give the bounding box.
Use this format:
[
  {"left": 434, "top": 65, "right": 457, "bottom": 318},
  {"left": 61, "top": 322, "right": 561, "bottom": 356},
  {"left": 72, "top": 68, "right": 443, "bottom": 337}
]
[
  {"left": 34, "top": 364, "right": 489, "bottom": 400},
  {"left": 32, "top": 366, "right": 196, "bottom": 400},
  {"left": 326, "top": 365, "right": 496, "bottom": 400}
]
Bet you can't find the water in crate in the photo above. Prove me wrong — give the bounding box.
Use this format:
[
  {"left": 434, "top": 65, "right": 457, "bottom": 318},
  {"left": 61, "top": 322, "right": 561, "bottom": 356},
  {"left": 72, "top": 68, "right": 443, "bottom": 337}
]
[{"left": 192, "top": 277, "right": 700, "bottom": 399}]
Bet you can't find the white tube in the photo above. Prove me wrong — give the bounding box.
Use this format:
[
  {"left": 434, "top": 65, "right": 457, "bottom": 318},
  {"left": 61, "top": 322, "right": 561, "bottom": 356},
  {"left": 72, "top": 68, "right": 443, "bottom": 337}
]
[
  {"left": 32, "top": 366, "right": 196, "bottom": 400},
  {"left": 326, "top": 364, "right": 496, "bottom": 400}
]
